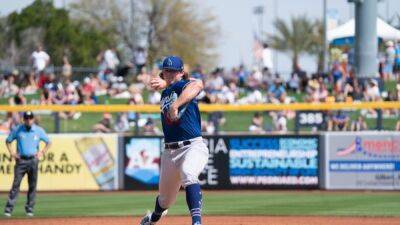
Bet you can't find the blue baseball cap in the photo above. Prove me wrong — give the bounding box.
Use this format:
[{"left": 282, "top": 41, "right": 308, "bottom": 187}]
[{"left": 162, "top": 56, "right": 184, "bottom": 71}]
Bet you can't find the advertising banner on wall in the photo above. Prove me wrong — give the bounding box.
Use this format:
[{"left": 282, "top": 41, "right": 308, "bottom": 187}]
[
  {"left": 122, "top": 135, "right": 319, "bottom": 190},
  {"left": 123, "top": 137, "right": 161, "bottom": 190},
  {"left": 224, "top": 135, "right": 319, "bottom": 189},
  {"left": 200, "top": 136, "right": 319, "bottom": 189},
  {"left": 324, "top": 132, "right": 400, "bottom": 190},
  {"left": 0, "top": 134, "right": 118, "bottom": 191}
]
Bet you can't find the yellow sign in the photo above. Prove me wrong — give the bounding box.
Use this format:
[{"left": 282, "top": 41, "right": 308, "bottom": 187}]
[{"left": 0, "top": 134, "right": 118, "bottom": 191}]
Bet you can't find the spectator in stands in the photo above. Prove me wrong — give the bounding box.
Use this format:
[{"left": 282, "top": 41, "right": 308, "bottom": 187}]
[
  {"left": 287, "top": 72, "right": 300, "bottom": 93},
  {"left": 30, "top": 44, "right": 50, "bottom": 75},
  {"left": 114, "top": 113, "right": 130, "bottom": 133},
  {"left": 247, "top": 67, "right": 263, "bottom": 89},
  {"left": 273, "top": 112, "right": 287, "bottom": 133},
  {"left": 343, "top": 72, "right": 356, "bottom": 98},
  {"left": 22, "top": 71, "right": 38, "bottom": 95},
  {"left": 201, "top": 119, "right": 215, "bottom": 134},
  {"left": 143, "top": 118, "right": 161, "bottom": 135},
  {"left": 248, "top": 112, "right": 264, "bottom": 133},
  {"left": 205, "top": 69, "right": 224, "bottom": 93},
  {"left": 292, "top": 64, "right": 307, "bottom": 92},
  {"left": 330, "top": 62, "right": 344, "bottom": 94},
  {"left": 104, "top": 47, "right": 120, "bottom": 74},
  {"left": 267, "top": 78, "right": 286, "bottom": 103},
  {"left": 109, "top": 77, "right": 129, "bottom": 98},
  {"left": 206, "top": 97, "right": 226, "bottom": 133},
  {"left": 0, "top": 112, "right": 19, "bottom": 134},
  {"left": 364, "top": 79, "right": 381, "bottom": 101},
  {"left": 396, "top": 120, "right": 400, "bottom": 131},
  {"left": 62, "top": 56, "right": 72, "bottom": 81},
  {"left": 221, "top": 81, "right": 239, "bottom": 104},
  {"left": 92, "top": 113, "right": 113, "bottom": 133},
  {"left": 136, "top": 67, "right": 152, "bottom": 90},
  {"left": 307, "top": 81, "right": 319, "bottom": 103},
  {"left": 191, "top": 64, "right": 205, "bottom": 80},
  {"left": 350, "top": 116, "right": 368, "bottom": 131},
  {"left": 97, "top": 47, "right": 119, "bottom": 81},
  {"left": 384, "top": 41, "right": 396, "bottom": 80},
  {"left": 82, "top": 77, "right": 94, "bottom": 96},
  {"left": 236, "top": 65, "right": 248, "bottom": 87},
  {"left": 41, "top": 73, "right": 57, "bottom": 90},
  {"left": 40, "top": 88, "right": 52, "bottom": 105},
  {"left": 328, "top": 110, "right": 349, "bottom": 131},
  {"left": 0, "top": 73, "right": 19, "bottom": 98},
  {"left": 52, "top": 87, "right": 66, "bottom": 105},
  {"left": 128, "top": 85, "right": 144, "bottom": 104},
  {"left": 308, "top": 81, "right": 328, "bottom": 103},
  {"left": 148, "top": 90, "right": 161, "bottom": 104},
  {"left": 132, "top": 47, "right": 147, "bottom": 74},
  {"left": 352, "top": 84, "right": 364, "bottom": 101},
  {"left": 394, "top": 40, "right": 400, "bottom": 78},
  {"left": 262, "top": 43, "right": 273, "bottom": 72},
  {"left": 9, "top": 89, "right": 26, "bottom": 106}
]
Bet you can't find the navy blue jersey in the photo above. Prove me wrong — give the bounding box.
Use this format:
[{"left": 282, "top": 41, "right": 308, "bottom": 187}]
[{"left": 160, "top": 79, "right": 201, "bottom": 143}]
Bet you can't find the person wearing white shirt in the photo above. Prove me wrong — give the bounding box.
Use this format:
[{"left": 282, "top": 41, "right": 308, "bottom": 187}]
[
  {"left": 30, "top": 45, "right": 50, "bottom": 73},
  {"left": 133, "top": 47, "right": 147, "bottom": 74},
  {"left": 262, "top": 43, "right": 273, "bottom": 71},
  {"left": 103, "top": 48, "right": 120, "bottom": 71}
]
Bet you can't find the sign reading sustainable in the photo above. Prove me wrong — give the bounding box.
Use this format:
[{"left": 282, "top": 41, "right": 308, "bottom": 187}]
[{"left": 228, "top": 136, "right": 319, "bottom": 188}]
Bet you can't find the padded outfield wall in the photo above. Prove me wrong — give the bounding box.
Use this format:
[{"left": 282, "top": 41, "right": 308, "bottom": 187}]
[
  {"left": 1, "top": 132, "right": 399, "bottom": 191},
  {"left": 321, "top": 132, "right": 400, "bottom": 190}
]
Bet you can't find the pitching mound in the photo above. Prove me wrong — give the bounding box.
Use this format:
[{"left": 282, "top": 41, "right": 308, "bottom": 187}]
[{"left": 1, "top": 216, "right": 399, "bottom": 225}]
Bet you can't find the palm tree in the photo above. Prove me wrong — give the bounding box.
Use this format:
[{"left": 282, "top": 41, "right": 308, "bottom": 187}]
[
  {"left": 269, "top": 16, "right": 321, "bottom": 71},
  {"left": 310, "top": 20, "right": 324, "bottom": 73}
]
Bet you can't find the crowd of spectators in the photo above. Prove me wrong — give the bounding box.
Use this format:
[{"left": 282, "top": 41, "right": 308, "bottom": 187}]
[{"left": 0, "top": 43, "right": 400, "bottom": 134}]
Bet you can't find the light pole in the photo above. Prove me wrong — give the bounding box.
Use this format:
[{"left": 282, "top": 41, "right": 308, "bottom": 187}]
[
  {"left": 253, "top": 5, "right": 264, "bottom": 40},
  {"left": 323, "top": 0, "right": 327, "bottom": 73},
  {"left": 348, "top": 0, "right": 378, "bottom": 78}
]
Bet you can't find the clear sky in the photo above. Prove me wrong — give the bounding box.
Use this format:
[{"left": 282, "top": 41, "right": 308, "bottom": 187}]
[{"left": 1, "top": 0, "right": 400, "bottom": 74}]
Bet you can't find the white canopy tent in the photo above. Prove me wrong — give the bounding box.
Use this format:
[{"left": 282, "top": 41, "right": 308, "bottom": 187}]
[{"left": 327, "top": 17, "right": 400, "bottom": 42}]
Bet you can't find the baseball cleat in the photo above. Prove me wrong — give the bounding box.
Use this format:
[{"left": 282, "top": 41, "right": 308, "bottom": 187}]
[
  {"left": 26, "top": 212, "right": 34, "bottom": 217},
  {"left": 139, "top": 212, "right": 154, "bottom": 225},
  {"left": 4, "top": 212, "right": 11, "bottom": 217},
  {"left": 139, "top": 210, "right": 168, "bottom": 225}
]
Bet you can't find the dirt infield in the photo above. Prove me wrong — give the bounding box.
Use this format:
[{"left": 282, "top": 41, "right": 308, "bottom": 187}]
[{"left": 1, "top": 216, "right": 400, "bottom": 225}]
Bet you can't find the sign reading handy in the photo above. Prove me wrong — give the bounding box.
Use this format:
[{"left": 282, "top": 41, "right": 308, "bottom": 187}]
[
  {"left": 324, "top": 132, "right": 400, "bottom": 190},
  {"left": 0, "top": 134, "right": 118, "bottom": 191}
]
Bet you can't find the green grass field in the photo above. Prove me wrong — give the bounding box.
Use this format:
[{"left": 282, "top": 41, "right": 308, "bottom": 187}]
[{"left": 1, "top": 191, "right": 400, "bottom": 218}]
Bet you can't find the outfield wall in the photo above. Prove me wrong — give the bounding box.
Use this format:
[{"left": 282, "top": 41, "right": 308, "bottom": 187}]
[
  {"left": 122, "top": 135, "right": 320, "bottom": 190},
  {"left": 0, "top": 134, "right": 119, "bottom": 191},
  {"left": 321, "top": 132, "right": 400, "bottom": 190},
  {"left": 1, "top": 132, "right": 399, "bottom": 191}
]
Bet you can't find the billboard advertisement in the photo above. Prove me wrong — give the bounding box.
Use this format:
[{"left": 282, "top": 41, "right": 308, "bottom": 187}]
[
  {"left": 200, "top": 136, "right": 319, "bottom": 189},
  {"left": 123, "top": 137, "right": 161, "bottom": 190},
  {"left": 0, "top": 134, "right": 118, "bottom": 191},
  {"left": 323, "top": 132, "right": 400, "bottom": 190},
  {"left": 122, "top": 135, "right": 319, "bottom": 190}
]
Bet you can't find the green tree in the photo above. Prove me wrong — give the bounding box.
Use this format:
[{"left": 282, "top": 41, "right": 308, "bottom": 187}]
[
  {"left": 70, "top": 0, "right": 219, "bottom": 68},
  {"left": 145, "top": 0, "right": 219, "bottom": 67},
  {"left": 310, "top": 20, "right": 324, "bottom": 73},
  {"left": 2, "top": 0, "right": 113, "bottom": 67},
  {"left": 69, "top": 0, "right": 134, "bottom": 58},
  {"left": 269, "top": 16, "right": 320, "bottom": 71}
]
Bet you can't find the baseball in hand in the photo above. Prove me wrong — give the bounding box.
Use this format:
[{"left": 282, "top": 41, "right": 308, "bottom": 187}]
[{"left": 150, "top": 77, "right": 167, "bottom": 90}]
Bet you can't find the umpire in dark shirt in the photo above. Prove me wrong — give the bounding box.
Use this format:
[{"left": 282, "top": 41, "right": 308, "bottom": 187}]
[{"left": 4, "top": 111, "right": 51, "bottom": 217}]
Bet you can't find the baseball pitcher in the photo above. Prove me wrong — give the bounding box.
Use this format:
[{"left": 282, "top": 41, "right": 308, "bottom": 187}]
[{"left": 139, "top": 56, "right": 209, "bottom": 225}]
